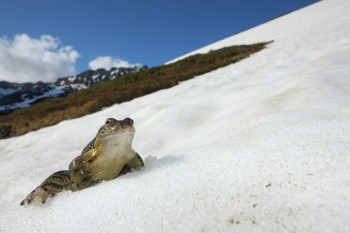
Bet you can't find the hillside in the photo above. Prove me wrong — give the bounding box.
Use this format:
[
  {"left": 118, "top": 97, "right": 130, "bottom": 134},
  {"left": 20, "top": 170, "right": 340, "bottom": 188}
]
[
  {"left": 0, "top": 43, "right": 268, "bottom": 139},
  {"left": 0, "top": 0, "right": 349, "bottom": 232},
  {"left": 0, "top": 66, "right": 147, "bottom": 114}
]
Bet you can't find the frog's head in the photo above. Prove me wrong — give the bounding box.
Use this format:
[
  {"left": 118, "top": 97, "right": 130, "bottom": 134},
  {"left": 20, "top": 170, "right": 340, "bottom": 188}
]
[{"left": 95, "top": 117, "right": 135, "bottom": 147}]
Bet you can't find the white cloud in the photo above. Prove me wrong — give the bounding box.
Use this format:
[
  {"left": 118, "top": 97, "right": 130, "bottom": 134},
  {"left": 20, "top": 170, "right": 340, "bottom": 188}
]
[
  {"left": 0, "top": 34, "right": 80, "bottom": 83},
  {"left": 89, "top": 56, "right": 141, "bottom": 70}
]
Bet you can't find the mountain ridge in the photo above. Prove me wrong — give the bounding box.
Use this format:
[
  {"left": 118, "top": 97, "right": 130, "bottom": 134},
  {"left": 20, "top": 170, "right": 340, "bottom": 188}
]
[{"left": 0, "top": 65, "right": 148, "bottom": 114}]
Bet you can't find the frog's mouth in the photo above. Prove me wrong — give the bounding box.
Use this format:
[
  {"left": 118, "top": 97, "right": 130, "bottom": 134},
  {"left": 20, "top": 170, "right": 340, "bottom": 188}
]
[
  {"left": 97, "top": 117, "right": 136, "bottom": 140},
  {"left": 113, "top": 125, "right": 135, "bottom": 136},
  {"left": 106, "top": 121, "right": 135, "bottom": 144},
  {"left": 117, "top": 117, "right": 135, "bottom": 134}
]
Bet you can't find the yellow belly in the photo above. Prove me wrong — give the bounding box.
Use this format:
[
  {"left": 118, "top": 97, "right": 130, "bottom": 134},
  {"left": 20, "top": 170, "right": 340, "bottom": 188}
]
[
  {"left": 89, "top": 156, "right": 129, "bottom": 181},
  {"left": 89, "top": 147, "right": 133, "bottom": 181}
]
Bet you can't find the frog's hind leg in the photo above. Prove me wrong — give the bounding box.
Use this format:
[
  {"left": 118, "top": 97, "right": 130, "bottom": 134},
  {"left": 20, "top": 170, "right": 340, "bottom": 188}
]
[{"left": 20, "top": 170, "right": 73, "bottom": 205}]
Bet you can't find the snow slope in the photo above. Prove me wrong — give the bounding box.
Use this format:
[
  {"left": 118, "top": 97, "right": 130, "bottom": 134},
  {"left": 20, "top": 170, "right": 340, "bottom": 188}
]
[{"left": 1, "top": 0, "right": 350, "bottom": 232}]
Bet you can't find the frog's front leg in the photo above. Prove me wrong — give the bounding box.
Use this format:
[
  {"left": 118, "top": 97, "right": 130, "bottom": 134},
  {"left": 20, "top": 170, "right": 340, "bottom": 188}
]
[
  {"left": 119, "top": 152, "right": 144, "bottom": 176},
  {"left": 129, "top": 152, "right": 144, "bottom": 169},
  {"left": 20, "top": 170, "right": 73, "bottom": 205}
]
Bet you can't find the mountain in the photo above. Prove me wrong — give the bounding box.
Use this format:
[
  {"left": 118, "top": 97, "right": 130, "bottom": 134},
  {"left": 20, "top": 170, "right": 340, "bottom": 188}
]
[
  {"left": 0, "top": 66, "right": 147, "bottom": 114},
  {"left": 1, "top": 0, "right": 349, "bottom": 232}
]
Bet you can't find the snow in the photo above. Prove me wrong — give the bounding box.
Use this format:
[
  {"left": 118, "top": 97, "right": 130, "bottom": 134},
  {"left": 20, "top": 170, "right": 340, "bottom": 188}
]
[
  {"left": 1, "top": 0, "right": 350, "bottom": 232},
  {"left": 69, "top": 83, "right": 87, "bottom": 90},
  {"left": 0, "top": 87, "right": 16, "bottom": 96},
  {"left": 92, "top": 74, "right": 100, "bottom": 80},
  {"left": 68, "top": 76, "right": 76, "bottom": 82},
  {"left": 0, "top": 87, "right": 66, "bottom": 112}
]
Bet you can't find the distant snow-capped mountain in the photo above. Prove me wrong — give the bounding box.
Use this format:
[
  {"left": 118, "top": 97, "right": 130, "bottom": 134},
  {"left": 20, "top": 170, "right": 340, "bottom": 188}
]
[{"left": 0, "top": 66, "right": 147, "bottom": 114}]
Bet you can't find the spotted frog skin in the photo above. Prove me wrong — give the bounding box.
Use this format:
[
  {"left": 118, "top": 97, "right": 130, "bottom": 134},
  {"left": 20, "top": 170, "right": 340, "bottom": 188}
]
[{"left": 20, "top": 117, "right": 144, "bottom": 205}]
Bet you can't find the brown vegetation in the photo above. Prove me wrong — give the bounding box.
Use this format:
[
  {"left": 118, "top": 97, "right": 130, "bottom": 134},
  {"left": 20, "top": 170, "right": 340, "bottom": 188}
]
[{"left": 0, "top": 42, "right": 270, "bottom": 139}]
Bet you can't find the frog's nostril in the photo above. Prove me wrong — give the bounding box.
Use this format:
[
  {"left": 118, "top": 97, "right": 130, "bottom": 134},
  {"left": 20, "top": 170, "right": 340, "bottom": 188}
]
[{"left": 124, "top": 117, "right": 134, "bottom": 125}]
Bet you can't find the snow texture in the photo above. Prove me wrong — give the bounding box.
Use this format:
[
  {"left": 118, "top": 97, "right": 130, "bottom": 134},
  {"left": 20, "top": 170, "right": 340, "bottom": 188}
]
[
  {"left": 1, "top": 0, "right": 350, "bottom": 232},
  {"left": 0, "top": 87, "right": 65, "bottom": 112},
  {"left": 0, "top": 87, "right": 16, "bottom": 96}
]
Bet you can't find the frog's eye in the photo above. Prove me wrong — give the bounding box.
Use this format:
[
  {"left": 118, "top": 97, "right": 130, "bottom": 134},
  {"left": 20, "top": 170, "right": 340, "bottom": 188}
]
[{"left": 105, "top": 119, "right": 113, "bottom": 126}]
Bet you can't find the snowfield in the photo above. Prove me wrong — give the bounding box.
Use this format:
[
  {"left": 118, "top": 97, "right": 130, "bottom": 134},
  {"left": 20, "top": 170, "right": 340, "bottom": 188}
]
[{"left": 1, "top": 0, "right": 350, "bottom": 232}]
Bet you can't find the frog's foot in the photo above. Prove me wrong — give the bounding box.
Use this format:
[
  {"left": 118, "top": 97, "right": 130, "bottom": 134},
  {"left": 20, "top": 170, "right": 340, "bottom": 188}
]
[
  {"left": 20, "top": 187, "right": 52, "bottom": 205},
  {"left": 20, "top": 170, "right": 73, "bottom": 206}
]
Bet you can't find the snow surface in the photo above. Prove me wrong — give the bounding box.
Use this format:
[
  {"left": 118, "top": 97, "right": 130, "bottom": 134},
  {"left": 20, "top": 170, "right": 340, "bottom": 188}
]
[
  {"left": 0, "top": 87, "right": 66, "bottom": 112},
  {"left": 1, "top": 0, "right": 350, "bottom": 232},
  {"left": 0, "top": 87, "right": 16, "bottom": 96}
]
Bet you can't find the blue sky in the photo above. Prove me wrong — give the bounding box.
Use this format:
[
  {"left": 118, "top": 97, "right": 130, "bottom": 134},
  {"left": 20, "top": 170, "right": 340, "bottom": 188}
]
[{"left": 0, "top": 0, "right": 319, "bottom": 83}]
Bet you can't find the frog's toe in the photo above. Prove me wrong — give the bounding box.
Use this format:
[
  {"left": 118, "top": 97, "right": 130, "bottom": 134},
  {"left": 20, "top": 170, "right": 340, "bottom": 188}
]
[
  {"left": 20, "top": 187, "right": 48, "bottom": 206},
  {"left": 20, "top": 190, "right": 34, "bottom": 205}
]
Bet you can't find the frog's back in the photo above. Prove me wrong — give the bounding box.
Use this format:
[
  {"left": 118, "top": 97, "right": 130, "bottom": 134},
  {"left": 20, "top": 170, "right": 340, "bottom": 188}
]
[{"left": 81, "top": 137, "right": 96, "bottom": 154}]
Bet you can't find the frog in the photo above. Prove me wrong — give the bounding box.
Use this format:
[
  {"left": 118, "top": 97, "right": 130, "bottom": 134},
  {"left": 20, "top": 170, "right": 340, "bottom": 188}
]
[{"left": 20, "top": 117, "right": 144, "bottom": 205}]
